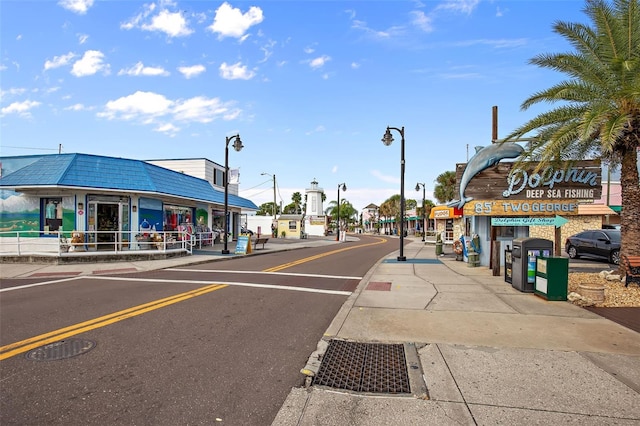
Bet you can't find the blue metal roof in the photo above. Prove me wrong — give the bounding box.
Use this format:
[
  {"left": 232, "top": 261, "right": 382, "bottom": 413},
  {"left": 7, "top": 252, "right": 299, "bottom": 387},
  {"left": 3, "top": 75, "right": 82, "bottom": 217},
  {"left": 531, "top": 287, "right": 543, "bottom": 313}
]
[{"left": 0, "top": 153, "right": 258, "bottom": 210}]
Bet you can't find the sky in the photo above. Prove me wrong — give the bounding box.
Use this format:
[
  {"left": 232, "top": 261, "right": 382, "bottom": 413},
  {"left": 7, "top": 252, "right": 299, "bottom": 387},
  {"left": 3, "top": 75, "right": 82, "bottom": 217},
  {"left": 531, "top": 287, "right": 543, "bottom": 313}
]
[{"left": 0, "top": 0, "right": 591, "bottom": 213}]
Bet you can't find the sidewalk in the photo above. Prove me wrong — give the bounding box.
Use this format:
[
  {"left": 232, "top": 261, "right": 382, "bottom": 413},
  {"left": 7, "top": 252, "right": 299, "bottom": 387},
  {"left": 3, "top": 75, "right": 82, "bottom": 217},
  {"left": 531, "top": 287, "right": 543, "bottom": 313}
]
[
  {"left": 0, "top": 235, "right": 338, "bottom": 279},
  {"left": 273, "top": 239, "right": 640, "bottom": 425}
]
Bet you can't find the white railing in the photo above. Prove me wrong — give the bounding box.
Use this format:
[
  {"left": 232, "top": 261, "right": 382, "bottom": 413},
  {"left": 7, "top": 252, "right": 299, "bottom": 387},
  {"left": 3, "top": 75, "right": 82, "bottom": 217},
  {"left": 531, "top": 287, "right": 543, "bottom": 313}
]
[{"left": 0, "top": 230, "right": 196, "bottom": 257}]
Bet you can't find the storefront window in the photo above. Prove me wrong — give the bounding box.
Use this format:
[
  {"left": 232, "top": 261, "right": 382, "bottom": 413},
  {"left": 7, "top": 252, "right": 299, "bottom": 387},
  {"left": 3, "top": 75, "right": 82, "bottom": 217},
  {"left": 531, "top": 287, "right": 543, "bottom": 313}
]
[
  {"left": 496, "top": 226, "right": 515, "bottom": 238},
  {"left": 42, "top": 197, "right": 62, "bottom": 233},
  {"left": 164, "top": 205, "right": 193, "bottom": 231}
]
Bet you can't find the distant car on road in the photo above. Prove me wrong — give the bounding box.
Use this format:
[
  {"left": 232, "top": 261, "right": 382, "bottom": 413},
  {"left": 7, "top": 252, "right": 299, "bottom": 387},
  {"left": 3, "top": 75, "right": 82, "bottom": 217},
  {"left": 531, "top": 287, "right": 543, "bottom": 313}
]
[{"left": 565, "top": 229, "right": 621, "bottom": 265}]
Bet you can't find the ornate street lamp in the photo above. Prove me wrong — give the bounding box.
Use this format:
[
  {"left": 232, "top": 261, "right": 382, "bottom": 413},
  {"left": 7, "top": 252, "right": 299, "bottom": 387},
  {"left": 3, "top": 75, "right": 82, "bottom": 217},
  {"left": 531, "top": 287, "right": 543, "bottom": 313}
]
[
  {"left": 222, "top": 134, "right": 243, "bottom": 254},
  {"left": 382, "top": 126, "right": 407, "bottom": 261},
  {"left": 416, "top": 182, "right": 426, "bottom": 242},
  {"left": 336, "top": 182, "right": 346, "bottom": 241}
]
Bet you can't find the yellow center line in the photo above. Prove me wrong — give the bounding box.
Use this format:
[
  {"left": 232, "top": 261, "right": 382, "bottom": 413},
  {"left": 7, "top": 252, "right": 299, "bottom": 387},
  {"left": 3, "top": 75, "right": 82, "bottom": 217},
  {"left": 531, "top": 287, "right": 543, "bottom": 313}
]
[
  {"left": 263, "top": 237, "right": 388, "bottom": 272},
  {"left": 0, "top": 284, "right": 227, "bottom": 361}
]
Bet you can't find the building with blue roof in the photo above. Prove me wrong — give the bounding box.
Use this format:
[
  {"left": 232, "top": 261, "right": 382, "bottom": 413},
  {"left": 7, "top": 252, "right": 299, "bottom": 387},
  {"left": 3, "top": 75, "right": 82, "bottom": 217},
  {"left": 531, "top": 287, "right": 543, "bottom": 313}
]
[{"left": 0, "top": 153, "right": 257, "bottom": 249}]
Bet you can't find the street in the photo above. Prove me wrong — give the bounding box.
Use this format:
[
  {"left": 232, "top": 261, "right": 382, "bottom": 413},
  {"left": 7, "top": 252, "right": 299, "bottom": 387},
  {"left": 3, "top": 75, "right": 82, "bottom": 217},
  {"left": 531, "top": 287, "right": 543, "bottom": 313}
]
[{"left": 0, "top": 235, "right": 396, "bottom": 425}]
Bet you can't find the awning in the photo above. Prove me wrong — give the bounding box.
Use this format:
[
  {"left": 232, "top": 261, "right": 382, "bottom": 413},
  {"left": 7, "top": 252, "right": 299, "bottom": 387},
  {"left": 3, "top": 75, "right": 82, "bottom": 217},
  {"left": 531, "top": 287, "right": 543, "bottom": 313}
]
[
  {"left": 577, "top": 204, "right": 618, "bottom": 215},
  {"left": 429, "top": 206, "right": 463, "bottom": 219}
]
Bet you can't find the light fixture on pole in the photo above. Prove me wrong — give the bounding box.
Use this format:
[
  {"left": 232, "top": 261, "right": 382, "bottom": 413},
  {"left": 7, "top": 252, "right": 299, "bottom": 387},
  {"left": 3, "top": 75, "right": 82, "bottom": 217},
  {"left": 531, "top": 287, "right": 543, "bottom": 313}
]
[
  {"left": 222, "top": 134, "right": 244, "bottom": 254},
  {"left": 415, "top": 182, "right": 426, "bottom": 242},
  {"left": 382, "top": 126, "right": 407, "bottom": 261},
  {"left": 261, "top": 172, "right": 277, "bottom": 220},
  {"left": 336, "top": 182, "right": 346, "bottom": 242}
]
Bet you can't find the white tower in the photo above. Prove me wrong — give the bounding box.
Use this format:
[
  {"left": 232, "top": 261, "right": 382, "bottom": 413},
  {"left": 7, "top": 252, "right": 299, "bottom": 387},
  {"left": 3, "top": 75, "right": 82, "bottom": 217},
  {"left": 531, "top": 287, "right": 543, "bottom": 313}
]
[{"left": 305, "top": 178, "right": 324, "bottom": 216}]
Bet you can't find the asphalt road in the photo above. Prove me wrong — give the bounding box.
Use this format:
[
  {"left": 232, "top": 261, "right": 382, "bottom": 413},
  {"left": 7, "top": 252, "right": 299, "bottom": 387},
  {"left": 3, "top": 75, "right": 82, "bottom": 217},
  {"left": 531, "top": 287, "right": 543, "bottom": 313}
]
[{"left": 0, "top": 235, "right": 396, "bottom": 425}]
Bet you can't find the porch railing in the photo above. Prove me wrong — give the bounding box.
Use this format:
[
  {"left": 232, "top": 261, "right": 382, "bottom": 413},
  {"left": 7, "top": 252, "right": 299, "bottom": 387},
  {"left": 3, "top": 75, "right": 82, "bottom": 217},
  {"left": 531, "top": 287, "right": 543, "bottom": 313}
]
[{"left": 0, "top": 230, "right": 198, "bottom": 257}]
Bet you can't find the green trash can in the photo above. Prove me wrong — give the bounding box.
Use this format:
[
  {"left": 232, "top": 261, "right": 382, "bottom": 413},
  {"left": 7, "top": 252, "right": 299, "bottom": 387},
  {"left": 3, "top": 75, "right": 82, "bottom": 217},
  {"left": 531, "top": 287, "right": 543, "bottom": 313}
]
[
  {"left": 534, "top": 257, "right": 568, "bottom": 301},
  {"left": 435, "top": 241, "right": 443, "bottom": 255}
]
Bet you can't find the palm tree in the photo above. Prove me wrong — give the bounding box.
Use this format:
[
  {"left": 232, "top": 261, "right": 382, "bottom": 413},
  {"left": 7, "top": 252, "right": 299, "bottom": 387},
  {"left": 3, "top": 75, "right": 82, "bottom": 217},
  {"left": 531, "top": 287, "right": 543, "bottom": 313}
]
[
  {"left": 433, "top": 171, "right": 457, "bottom": 204},
  {"left": 291, "top": 192, "right": 303, "bottom": 214},
  {"left": 325, "top": 199, "right": 357, "bottom": 232},
  {"left": 505, "top": 0, "right": 640, "bottom": 267}
]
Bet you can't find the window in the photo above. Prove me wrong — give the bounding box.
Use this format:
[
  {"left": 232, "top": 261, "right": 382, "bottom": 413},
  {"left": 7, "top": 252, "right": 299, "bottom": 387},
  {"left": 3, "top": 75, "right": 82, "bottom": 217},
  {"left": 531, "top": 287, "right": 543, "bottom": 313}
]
[
  {"left": 43, "top": 197, "right": 62, "bottom": 233},
  {"left": 496, "top": 225, "right": 515, "bottom": 238},
  {"left": 288, "top": 221, "right": 297, "bottom": 230}
]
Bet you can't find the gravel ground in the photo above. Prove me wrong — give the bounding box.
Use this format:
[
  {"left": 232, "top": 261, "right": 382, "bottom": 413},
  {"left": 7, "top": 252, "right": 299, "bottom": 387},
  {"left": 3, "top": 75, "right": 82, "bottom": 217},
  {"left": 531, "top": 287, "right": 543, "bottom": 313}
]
[{"left": 568, "top": 272, "right": 640, "bottom": 307}]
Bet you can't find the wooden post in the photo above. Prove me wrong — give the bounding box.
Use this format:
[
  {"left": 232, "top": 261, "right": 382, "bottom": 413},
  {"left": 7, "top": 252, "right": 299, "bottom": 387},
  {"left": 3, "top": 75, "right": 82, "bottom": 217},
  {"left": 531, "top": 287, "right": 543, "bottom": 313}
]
[{"left": 492, "top": 240, "right": 501, "bottom": 276}]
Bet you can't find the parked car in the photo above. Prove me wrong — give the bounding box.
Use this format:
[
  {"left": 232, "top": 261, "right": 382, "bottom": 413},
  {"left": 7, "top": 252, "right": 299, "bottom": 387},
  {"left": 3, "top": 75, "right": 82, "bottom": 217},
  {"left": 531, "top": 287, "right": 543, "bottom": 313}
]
[
  {"left": 565, "top": 229, "right": 621, "bottom": 264},
  {"left": 240, "top": 226, "right": 254, "bottom": 235},
  {"left": 602, "top": 224, "right": 621, "bottom": 230}
]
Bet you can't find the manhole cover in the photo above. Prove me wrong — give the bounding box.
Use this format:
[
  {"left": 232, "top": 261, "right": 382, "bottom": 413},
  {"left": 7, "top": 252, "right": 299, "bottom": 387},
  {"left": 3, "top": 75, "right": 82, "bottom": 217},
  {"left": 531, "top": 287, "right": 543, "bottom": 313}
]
[
  {"left": 312, "top": 340, "right": 410, "bottom": 394},
  {"left": 25, "top": 338, "right": 96, "bottom": 361}
]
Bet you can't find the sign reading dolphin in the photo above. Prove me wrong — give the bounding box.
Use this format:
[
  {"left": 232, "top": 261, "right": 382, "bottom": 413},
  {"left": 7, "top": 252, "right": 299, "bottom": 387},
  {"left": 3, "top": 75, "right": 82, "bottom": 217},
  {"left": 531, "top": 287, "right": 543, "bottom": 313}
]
[{"left": 448, "top": 142, "right": 524, "bottom": 209}]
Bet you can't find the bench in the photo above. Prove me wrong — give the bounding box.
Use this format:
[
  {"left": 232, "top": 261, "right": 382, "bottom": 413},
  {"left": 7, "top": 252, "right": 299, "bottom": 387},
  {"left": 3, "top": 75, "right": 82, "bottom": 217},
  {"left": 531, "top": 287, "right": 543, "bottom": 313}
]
[
  {"left": 254, "top": 237, "right": 269, "bottom": 250},
  {"left": 620, "top": 254, "right": 640, "bottom": 287}
]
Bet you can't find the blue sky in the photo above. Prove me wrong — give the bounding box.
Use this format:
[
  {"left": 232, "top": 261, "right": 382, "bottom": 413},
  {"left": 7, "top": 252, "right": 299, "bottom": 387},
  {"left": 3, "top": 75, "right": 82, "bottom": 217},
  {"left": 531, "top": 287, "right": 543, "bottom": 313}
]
[{"left": 1, "top": 0, "right": 588, "bottom": 212}]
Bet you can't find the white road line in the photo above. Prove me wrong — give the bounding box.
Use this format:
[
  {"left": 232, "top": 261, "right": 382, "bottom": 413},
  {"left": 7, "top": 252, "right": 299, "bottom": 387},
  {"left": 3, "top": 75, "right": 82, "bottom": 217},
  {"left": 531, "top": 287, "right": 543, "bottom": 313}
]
[
  {"left": 2, "top": 275, "right": 352, "bottom": 296},
  {"left": 165, "top": 268, "right": 362, "bottom": 280},
  {"left": 0, "top": 276, "right": 84, "bottom": 292}
]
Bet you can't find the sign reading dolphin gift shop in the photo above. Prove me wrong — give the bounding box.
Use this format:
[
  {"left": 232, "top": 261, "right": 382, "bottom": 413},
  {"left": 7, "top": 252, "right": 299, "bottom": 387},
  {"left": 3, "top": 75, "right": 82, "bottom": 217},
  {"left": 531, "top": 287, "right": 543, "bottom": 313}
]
[{"left": 448, "top": 143, "right": 601, "bottom": 217}]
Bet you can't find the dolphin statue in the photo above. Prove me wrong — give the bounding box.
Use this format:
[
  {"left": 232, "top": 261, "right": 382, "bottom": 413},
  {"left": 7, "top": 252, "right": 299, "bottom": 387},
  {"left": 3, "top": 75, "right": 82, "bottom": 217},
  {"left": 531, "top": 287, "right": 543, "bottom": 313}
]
[{"left": 447, "top": 142, "right": 524, "bottom": 209}]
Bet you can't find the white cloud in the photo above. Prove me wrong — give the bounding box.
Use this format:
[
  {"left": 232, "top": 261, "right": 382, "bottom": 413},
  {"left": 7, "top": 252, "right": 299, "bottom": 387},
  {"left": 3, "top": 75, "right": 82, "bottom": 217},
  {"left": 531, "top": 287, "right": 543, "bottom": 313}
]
[
  {"left": 410, "top": 10, "right": 434, "bottom": 32},
  {"left": 351, "top": 19, "right": 404, "bottom": 40},
  {"left": 142, "top": 9, "right": 193, "bottom": 37},
  {"left": 208, "top": 2, "right": 264, "bottom": 39},
  {"left": 118, "top": 62, "right": 170, "bottom": 77},
  {"left": 155, "top": 122, "right": 180, "bottom": 135},
  {"left": 1, "top": 87, "right": 27, "bottom": 100},
  {"left": 78, "top": 34, "right": 89, "bottom": 44},
  {"left": 173, "top": 96, "right": 239, "bottom": 123},
  {"left": 64, "top": 103, "right": 88, "bottom": 111},
  {"left": 308, "top": 55, "right": 331, "bottom": 69},
  {"left": 351, "top": 62, "right": 360, "bottom": 69},
  {"left": 122, "top": 4, "right": 192, "bottom": 38},
  {"left": 44, "top": 52, "right": 75, "bottom": 71},
  {"left": 219, "top": 62, "right": 255, "bottom": 80},
  {"left": 98, "top": 91, "right": 241, "bottom": 129},
  {"left": 99, "top": 91, "right": 173, "bottom": 121},
  {"left": 71, "top": 50, "right": 108, "bottom": 77},
  {"left": 58, "top": 0, "right": 94, "bottom": 14},
  {"left": 435, "top": 0, "right": 480, "bottom": 15},
  {"left": 1, "top": 100, "right": 41, "bottom": 117},
  {"left": 178, "top": 64, "right": 206, "bottom": 79}
]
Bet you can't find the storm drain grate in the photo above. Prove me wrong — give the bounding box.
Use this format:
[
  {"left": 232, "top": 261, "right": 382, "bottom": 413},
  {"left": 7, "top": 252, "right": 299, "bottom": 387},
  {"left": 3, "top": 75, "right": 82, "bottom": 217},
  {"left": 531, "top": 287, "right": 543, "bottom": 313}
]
[
  {"left": 312, "top": 340, "right": 410, "bottom": 394},
  {"left": 25, "top": 338, "right": 96, "bottom": 361}
]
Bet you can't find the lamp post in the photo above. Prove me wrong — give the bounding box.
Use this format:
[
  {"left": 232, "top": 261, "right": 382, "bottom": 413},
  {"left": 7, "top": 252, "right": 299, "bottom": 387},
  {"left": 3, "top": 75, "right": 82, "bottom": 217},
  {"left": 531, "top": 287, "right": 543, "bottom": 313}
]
[
  {"left": 382, "top": 126, "right": 407, "bottom": 261},
  {"left": 261, "top": 172, "right": 277, "bottom": 219},
  {"left": 222, "top": 134, "right": 244, "bottom": 254},
  {"left": 336, "top": 182, "right": 346, "bottom": 241},
  {"left": 415, "top": 182, "right": 426, "bottom": 242}
]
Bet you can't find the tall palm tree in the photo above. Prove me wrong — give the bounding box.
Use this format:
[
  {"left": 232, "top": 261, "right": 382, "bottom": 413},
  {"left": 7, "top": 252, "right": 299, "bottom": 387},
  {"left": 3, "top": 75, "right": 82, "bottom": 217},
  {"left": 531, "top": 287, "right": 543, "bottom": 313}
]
[
  {"left": 505, "top": 0, "right": 640, "bottom": 265},
  {"left": 433, "top": 171, "right": 457, "bottom": 204},
  {"left": 291, "top": 191, "right": 303, "bottom": 214}
]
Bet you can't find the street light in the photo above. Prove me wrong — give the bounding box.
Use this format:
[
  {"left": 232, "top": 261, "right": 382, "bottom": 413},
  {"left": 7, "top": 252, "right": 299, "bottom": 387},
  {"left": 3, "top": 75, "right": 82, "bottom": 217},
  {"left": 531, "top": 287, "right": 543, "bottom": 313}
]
[
  {"left": 416, "top": 182, "right": 426, "bottom": 242},
  {"left": 382, "top": 126, "right": 407, "bottom": 261},
  {"left": 261, "top": 172, "right": 277, "bottom": 220},
  {"left": 222, "top": 134, "right": 244, "bottom": 254},
  {"left": 336, "top": 182, "right": 346, "bottom": 241}
]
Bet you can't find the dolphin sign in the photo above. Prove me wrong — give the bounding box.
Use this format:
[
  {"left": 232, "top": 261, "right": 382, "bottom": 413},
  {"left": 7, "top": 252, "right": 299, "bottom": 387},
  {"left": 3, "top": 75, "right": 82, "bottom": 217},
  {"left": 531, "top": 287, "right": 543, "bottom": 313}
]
[{"left": 447, "top": 142, "right": 524, "bottom": 209}]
